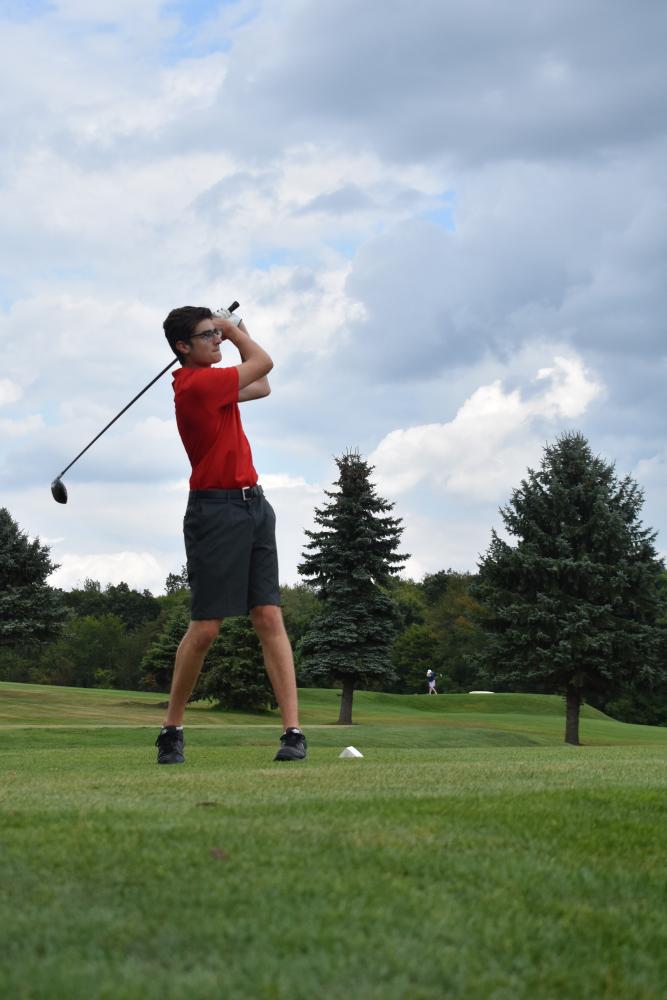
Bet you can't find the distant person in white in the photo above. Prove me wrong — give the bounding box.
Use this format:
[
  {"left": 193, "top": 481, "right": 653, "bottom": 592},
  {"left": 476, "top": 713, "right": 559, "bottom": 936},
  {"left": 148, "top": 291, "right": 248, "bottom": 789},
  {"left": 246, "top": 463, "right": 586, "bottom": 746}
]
[{"left": 426, "top": 669, "right": 437, "bottom": 695}]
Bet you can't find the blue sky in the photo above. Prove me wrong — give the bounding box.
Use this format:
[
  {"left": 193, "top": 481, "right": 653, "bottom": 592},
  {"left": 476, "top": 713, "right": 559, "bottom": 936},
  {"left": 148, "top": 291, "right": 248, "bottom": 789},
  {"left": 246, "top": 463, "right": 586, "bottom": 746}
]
[{"left": 1, "top": 0, "right": 666, "bottom": 593}]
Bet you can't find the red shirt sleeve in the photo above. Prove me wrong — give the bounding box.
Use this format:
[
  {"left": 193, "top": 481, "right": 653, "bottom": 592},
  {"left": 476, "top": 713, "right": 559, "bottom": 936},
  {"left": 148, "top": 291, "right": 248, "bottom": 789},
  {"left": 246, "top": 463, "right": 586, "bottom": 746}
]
[{"left": 187, "top": 366, "right": 239, "bottom": 408}]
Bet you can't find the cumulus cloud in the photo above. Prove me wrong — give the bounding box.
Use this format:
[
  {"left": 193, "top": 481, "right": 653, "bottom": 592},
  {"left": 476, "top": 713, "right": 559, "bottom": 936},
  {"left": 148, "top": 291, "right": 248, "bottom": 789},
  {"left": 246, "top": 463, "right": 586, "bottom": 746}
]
[
  {"left": 396, "top": 508, "right": 497, "bottom": 580},
  {"left": 343, "top": 153, "right": 667, "bottom": 377},
  {"left": 0, "top": 415, "right": 45, "bottom": 440},
  {"left": 49, "top": 550, "right": 166, "bottom": 593},
  {"left": 214, "top": 0, "right": 667, "bottom": 166},
  {"left": 0, "top": 378, "right": 22, "bottom": 406},
  {"left": 1, "top": 1, "right": 665, "bottom": 587},
  {"left": 260, "top": 473, "right": 321, "bottom": 493},
  {"left": 369, "top": 355, "right": 603, "bottom": 500}
]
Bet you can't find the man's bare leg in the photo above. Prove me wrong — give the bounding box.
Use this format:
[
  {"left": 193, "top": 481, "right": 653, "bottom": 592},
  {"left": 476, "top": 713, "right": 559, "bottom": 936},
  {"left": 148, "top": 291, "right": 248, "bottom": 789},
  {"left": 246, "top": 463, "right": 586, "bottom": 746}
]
[
  {"left": 250, "top": 605, "right": 299, "bottom": 730},
  {"left": 163, "top": 619, "right": 222, "bottom": 727}
]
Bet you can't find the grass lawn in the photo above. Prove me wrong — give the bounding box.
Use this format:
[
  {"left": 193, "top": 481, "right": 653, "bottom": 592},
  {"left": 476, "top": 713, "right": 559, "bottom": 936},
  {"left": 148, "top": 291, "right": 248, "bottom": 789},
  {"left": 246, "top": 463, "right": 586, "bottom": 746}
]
[{"left": 1, "top": 683, "right": 666, "bottom": 999}]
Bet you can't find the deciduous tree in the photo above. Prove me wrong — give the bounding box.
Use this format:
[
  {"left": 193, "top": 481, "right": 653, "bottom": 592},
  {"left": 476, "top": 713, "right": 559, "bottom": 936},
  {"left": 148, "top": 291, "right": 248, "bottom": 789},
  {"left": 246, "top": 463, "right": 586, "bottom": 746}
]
[{"left": 165, "top": 565, "right": 189, "bottom": 595}]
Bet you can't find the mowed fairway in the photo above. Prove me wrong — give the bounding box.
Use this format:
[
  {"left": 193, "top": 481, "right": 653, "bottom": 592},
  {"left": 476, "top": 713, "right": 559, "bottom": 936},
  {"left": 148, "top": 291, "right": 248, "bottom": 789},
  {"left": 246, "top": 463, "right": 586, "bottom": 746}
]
[{"left": 1, "top": 683, "right": 666, "bottom": 999}]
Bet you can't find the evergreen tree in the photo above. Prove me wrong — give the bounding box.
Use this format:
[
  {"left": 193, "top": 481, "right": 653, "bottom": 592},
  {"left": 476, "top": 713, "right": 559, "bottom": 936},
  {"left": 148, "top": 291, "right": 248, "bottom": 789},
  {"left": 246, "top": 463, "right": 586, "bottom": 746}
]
[
  {"left": 0, "top": 507, "right": 67, "bottom": 648},
  {"left": 298, "top": 450, "right": 408, "bottom": 723},
  {"left": 139, "top": 597, "right": 190, "bottom": 691},
  {"left": 140, "top": 599, "right": 275, "bottom": 711},
  {"left": 279, "top": 583, "right": 320, "bottom": 679},
  {"left": 475, "top": 433, "right": 665, "bottom": 744},
  {"left": 193, "top": 616, "right": 276, "bottom": 712},
  {"left": 603, "top": 569, "right": 667, "bottom": 725}
]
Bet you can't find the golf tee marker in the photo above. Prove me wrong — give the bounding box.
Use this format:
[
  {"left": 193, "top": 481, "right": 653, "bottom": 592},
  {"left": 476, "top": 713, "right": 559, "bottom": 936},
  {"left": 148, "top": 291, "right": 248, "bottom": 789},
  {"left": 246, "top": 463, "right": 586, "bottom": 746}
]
[{"left": 339, "top": 746, "right": 363, "bottom": 758}]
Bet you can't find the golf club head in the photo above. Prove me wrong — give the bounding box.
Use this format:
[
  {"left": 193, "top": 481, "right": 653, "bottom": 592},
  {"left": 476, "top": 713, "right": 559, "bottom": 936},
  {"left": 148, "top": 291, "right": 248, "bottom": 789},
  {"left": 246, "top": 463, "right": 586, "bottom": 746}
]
[{"left": 51, "top": 478, "right": 68, "bottom": 504}]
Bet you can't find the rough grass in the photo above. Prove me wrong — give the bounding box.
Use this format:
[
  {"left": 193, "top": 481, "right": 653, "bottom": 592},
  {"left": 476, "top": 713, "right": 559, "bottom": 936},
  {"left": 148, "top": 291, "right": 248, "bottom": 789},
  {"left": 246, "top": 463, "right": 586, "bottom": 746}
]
[
  {"left": 1, "top": 683, "right": 666, "bottom": 999},
  {"left": 2, "top": 681, "right": 666, "bottom": 748}
]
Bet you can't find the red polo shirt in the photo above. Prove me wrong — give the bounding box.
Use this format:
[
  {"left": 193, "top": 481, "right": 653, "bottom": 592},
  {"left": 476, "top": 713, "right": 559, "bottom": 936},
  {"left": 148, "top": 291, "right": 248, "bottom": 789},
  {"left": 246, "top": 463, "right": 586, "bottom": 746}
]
[{"left": 172, "top": 366, "right": 258, "bottom": 490}]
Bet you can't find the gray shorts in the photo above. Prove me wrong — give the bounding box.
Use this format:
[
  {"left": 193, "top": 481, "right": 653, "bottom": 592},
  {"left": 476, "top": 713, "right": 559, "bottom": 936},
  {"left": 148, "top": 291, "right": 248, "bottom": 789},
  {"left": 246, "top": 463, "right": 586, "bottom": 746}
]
[{"left": 183, "top": 486, "right": 281, "bottom": 619}]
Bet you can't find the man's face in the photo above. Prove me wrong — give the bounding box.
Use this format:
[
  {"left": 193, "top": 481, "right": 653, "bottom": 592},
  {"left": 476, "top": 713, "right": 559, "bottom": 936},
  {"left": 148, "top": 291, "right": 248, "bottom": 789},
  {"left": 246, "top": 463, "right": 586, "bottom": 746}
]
[{"left": 177, "top": 318, "right": 223, "bottom": 368}]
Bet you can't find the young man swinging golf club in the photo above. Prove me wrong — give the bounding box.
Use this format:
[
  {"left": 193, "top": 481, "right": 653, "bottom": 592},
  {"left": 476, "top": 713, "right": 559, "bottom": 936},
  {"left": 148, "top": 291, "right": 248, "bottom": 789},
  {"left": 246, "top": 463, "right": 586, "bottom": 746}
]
[{"left": 156, "top": 304, "right": 306, "bottom": 764}]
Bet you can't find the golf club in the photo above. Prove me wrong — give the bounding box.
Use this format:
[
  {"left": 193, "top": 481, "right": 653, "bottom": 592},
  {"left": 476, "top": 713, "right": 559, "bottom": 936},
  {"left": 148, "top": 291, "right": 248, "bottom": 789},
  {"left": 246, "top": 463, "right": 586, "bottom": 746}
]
[{"left": 50, "top": 301, "right": 240, "bottom": 504}]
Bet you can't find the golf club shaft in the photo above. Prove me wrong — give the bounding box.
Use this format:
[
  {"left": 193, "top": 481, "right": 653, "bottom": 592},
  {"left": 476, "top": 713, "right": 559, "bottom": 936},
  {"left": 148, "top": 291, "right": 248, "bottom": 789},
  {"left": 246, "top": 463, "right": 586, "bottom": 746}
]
[
  {"left": 55, "top": 300, "right": 239, "bottom": 480},
  {"left": 55, "top": 357, "right": 178, "bottom": 479}
]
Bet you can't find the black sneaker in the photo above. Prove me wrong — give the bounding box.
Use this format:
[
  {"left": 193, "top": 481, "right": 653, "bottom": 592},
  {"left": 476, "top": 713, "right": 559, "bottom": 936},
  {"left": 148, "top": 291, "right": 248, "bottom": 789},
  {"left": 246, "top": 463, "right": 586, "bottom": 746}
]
[
  {"left": 274, "top": 728, "right": 307, "bottom": 761},
  {"left": 156, "top": 726, "right": 185, "bottom": 765}
]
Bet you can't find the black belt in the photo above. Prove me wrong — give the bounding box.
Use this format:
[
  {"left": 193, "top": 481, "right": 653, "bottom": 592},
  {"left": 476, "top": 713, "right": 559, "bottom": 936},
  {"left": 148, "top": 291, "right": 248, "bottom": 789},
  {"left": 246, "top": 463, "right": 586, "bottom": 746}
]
[{"left": 189, "top": 485, "right": 264, "bottom": 501}]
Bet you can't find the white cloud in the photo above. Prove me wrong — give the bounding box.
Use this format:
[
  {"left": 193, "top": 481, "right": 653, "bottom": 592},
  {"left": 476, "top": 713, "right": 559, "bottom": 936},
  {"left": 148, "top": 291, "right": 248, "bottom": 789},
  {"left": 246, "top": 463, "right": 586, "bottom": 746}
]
[
  {"left": 1, "top": 1, "right": 665, "bottom": 591},
  {"left": 534, "top": 356, "right": 603, "bottom": 418},
  {"left": 0, "top": 378, "right": 22, "bottom": 406},
  {"left": 256, "top": 473, "right": 324, "bottom": 585},
  {"left": 49, "top": 550, "right": 165, "bottom": 593},
  {"left": 369, "top": 355, "right": 603, "bottom": 501},
  {"left": 0, "top": 414, "right": 45, "bottom": 438},
  {"left": 261, "top": 473, "right": 321, "bottom": 492},
  {"left": 397, "top": 508, "right": 497, "bottom": 579},
  {"left": 215, "top": 0, "right": 667, "bottom": 166}
]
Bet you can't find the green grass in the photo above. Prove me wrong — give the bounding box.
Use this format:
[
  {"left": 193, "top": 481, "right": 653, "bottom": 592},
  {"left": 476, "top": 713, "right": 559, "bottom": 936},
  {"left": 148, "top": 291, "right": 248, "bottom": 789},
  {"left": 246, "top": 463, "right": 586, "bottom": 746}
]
[
  {"left": 1, "top": 683, "right": 666, "bottom": 999},
  {"left": 2, "top": 680, "right": 667, "bottom": 748}
]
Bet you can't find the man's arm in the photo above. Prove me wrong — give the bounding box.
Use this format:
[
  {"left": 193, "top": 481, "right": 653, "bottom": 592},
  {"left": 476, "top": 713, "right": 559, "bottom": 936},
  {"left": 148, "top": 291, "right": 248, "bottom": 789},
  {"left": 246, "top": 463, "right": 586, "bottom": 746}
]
[
  {"left": 214, "top": 317, "right": 273, "bottom": 392},
  {"left": 238, "top": 376, "right": 271, "bottom": 403}
]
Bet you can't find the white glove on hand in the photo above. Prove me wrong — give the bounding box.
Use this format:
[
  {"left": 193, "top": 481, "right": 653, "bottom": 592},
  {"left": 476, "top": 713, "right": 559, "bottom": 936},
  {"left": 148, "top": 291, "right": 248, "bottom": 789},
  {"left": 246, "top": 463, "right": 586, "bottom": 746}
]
[{"left": 213, "top": 306, "right": 243, "bottom": 328}]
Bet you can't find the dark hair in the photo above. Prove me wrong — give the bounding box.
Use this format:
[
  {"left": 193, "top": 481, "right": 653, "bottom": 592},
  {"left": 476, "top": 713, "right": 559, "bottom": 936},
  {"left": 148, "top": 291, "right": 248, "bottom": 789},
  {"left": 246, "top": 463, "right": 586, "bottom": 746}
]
[{"left": 163, "top": 306, "right": 213, "bottom": 363}]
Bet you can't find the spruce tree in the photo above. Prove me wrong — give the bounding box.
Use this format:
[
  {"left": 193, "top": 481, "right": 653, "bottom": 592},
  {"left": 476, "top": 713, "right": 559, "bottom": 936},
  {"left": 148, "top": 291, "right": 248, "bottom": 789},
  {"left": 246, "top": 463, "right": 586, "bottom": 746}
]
[
  {"left": 475, "top": 433, "right": 665, "bottom": 744},
  {"left": 140, "top": 601, "right": 275, "bottom": 711},
  {"left": 139, "top": 597, "right": 190, "bottom": 691},
  {"left": 194, "top": 616, "right": 276, "bottom": 712},
  {"left": 0, "top": 507, "right": 67, "bottom": 648},
  {"left": 298, "top": 450, "right": 408, "bottom": 724}
]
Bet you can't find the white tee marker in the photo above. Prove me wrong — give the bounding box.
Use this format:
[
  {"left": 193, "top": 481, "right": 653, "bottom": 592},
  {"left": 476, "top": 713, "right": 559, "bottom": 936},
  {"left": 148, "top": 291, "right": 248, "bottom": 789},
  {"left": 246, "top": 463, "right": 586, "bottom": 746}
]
[{"left": 339, "top": 746, "right": 364, "bottom": 758}]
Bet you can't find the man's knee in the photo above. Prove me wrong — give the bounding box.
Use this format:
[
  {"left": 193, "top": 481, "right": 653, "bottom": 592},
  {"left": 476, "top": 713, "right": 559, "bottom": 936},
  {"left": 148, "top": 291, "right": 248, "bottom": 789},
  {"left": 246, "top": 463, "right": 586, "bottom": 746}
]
[
  {"left": 250, "top": 605, "right": 285, "bottom": 640},
  {"left": 186, "top": 619, "right": 222, "bottom": 652}
]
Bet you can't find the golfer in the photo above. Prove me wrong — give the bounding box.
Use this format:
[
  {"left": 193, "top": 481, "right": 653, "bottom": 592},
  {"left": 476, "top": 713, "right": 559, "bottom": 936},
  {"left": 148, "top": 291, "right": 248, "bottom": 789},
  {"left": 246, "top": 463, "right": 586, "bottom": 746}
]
[
  {"left": 155, "top": 305, "right": 307, "bottom": 764},
  {"left": 427, "top": 669, "right": 437, "bottom": 695}
]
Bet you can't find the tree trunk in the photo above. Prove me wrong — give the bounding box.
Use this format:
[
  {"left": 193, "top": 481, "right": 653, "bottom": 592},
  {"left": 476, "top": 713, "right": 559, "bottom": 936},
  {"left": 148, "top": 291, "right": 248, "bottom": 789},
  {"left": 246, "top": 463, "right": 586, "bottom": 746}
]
[
  {"left": 337, "top": 677, "right": 355, "bottom": 725},
  {"left": 565, "top": 688, "right": 581, "bottom": 745}
]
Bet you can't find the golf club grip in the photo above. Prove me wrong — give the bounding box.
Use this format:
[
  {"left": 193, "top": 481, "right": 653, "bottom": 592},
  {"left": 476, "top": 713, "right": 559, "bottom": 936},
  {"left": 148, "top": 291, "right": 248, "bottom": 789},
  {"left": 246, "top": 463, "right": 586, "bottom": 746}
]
[{"left": 56, "top": 300, "right": 239, "bottom": 479}]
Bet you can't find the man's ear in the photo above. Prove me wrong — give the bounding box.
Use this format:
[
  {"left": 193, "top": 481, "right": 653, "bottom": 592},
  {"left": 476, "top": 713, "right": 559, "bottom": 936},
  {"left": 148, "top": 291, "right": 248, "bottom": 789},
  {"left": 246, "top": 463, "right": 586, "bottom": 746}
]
[{"left": 175, "top": 339, "right": 190, "bottom": 356}]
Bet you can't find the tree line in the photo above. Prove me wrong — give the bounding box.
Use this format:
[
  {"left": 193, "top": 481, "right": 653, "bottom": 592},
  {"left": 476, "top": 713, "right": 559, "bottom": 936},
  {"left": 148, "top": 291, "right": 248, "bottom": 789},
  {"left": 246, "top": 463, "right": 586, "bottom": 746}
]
[
  {"left": 0, "top": 506, "right": 488, "bottom": 704},
  {"left": 1, "top": 432, "right": 666, "bottom": 742}
]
